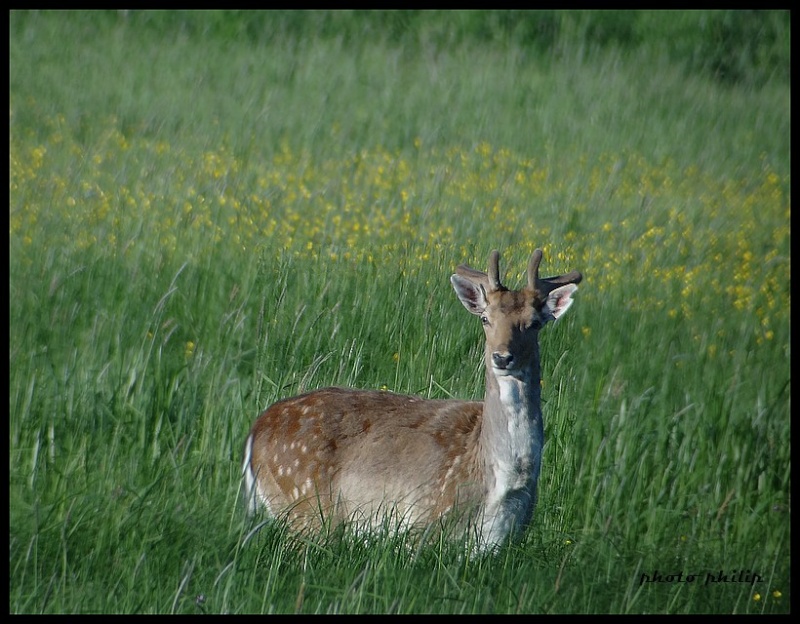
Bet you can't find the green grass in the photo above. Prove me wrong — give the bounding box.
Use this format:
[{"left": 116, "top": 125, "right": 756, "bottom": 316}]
[{"left": 10, "top": 11, "right": 790, "bottom": 614}]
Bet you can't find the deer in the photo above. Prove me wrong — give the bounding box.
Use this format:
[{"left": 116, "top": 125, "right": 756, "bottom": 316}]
[{"left": 242, "top": 248, "right": 582, "bottom": 552}]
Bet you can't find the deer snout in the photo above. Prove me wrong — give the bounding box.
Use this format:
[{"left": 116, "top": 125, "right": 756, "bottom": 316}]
[{"left": 492, "top": 352, "right": 514, "bottom": 370}]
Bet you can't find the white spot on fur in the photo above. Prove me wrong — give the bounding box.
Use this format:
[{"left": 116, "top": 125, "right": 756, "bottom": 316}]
[
  {"left": 300, "top": 478, "right": 314, "bottom": 496},
  {"left": 442, "top": 456, "right": 462, "bottom": 492}
]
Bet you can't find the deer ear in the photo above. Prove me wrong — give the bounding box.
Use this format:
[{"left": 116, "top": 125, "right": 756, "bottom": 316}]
[
  {"left": 544, "top": 283, "right": 578, "bottom": 321},
  {"left": 451, "top": 274, "right": 488, "bottom": 315}
]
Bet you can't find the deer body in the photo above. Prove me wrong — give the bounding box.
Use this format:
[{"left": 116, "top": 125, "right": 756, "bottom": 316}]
[{"left": 243, "top": 249, "right": 581, "bottom": 552}]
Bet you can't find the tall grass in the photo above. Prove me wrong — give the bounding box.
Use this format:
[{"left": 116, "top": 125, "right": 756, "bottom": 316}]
[{"left": 10, "top": 11, "right": 789, "bottom": 613}]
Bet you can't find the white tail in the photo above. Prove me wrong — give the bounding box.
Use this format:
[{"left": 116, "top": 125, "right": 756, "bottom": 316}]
[{"left": 243, "top": 248, "right": 582, "bottom": 551}]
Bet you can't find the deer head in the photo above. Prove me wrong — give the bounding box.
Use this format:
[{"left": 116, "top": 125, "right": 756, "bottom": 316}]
[{"left": 450, "top": 249, "right": 582, "bottom": 375}]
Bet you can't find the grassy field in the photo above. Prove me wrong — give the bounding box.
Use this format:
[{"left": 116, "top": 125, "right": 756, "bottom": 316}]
[{"left": 9, "top": 11, "right": 790, "bottom": 613}]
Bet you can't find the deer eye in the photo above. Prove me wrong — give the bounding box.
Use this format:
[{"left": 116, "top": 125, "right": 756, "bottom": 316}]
[{"left": 480, "top": 315, "right": 490, "bottom": 326}]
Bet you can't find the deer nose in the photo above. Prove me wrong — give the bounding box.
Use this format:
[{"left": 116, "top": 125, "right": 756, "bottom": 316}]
[{"left": 492, "top": 352, "right": 514, "bottom": 370}]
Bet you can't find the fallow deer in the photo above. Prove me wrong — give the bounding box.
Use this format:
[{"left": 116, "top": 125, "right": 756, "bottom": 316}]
[{"left": 243, "top": 248, "right": 581, "bottom": 551}]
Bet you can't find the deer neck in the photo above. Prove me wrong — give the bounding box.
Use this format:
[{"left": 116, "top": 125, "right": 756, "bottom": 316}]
[
  {"left": 482, "top": 340, "right": 542, "bottom": 436},
  {"left": 478, "top": 342, "right": 544, "bottom": 533}
]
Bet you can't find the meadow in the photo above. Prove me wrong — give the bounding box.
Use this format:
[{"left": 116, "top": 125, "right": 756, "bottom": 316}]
[{"left": 9, "top": 11, "right": 790, "bottom": 613}]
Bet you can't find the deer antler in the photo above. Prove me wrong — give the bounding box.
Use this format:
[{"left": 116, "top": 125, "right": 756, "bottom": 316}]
[
  {"left": 487, "top": 250, "right": 502, "bottom": 291},
  {"left": 457, "top": 248, "right": 581, "bottom": 296},
  {"left": 455, "top": 249, "right": 505, "bottom": 293},
  {"left": 527, "top": 248, "right": 583, "bottom": 296},
  {"left": 527, "top": 249, "right": 543, "bottom": 291}
]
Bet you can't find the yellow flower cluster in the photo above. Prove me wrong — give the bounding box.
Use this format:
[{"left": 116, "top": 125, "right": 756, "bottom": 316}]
[{"left": 10, "top": 114, "right": 789, "bottom": 349}]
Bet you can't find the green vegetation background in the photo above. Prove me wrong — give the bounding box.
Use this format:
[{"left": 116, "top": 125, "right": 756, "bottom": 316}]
[{"left": 9, "top": 10, "right": 790, "bottom": 614}]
